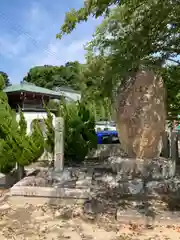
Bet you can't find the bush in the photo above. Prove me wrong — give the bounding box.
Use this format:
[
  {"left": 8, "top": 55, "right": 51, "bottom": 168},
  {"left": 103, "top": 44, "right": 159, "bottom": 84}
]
[
  {"left": 0, "top": 76, "right": 18, "bottom": 173},
  {"left": 28, "top": 121, "right": 45, "bottom": 163},
  {"left": 17, "top": 109, "right": 45, "bottom": 166},
  {"left": 59, "top": 101, "right": 97, "bottom": 163},
  {"left": 0, "top": 75, "right": 44, "bottom": 175}
]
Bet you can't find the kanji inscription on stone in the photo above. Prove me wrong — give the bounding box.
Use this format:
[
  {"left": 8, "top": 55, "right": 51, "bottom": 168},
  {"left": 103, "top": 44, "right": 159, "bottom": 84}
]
[{"left": 54, "top": 117, "right": 64, "bottom": 172}]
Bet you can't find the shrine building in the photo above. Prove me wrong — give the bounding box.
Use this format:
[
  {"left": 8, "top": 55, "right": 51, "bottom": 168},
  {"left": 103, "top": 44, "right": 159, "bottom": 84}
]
[{"left": 4, "top": 81, "right": 81, "bottom": 134}]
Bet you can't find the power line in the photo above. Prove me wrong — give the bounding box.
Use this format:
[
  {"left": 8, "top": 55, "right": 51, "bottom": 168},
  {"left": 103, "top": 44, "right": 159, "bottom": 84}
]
[{"left": 0, "top": 10, "right": 63, "bottom": 62}]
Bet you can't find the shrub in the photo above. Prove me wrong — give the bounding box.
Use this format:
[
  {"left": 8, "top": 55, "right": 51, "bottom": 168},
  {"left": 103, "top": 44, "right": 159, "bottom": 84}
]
[
  {"left": 0, "top": 75, "right": 44, "bottom": 176},
  {"left": 0, "top": 76, "right": 18, "bottom": 173},
  {"left": 17, "top": 109, "right": 45, "bottom": 166},
  {"left": 59, "top": 101, "right": 97, "bottom": 163},
  {"left": 28, "top": 121, "right": 45, "bottom": 163}
]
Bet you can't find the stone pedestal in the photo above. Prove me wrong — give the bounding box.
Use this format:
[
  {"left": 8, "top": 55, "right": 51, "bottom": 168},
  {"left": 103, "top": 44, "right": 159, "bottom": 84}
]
[
  {"left": 108, "top": 156, "right": 175, "bottom": 180},
  {"left": 98, "top": 156, "right": 177, "bottom": 197},
  {"left": 10, "top": 167, "right": 92, "bottom": 199}
]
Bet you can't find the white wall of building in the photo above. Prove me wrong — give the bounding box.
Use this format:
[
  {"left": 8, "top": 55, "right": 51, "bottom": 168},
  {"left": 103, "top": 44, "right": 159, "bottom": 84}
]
[{"left": 16, "top": 112, "right": 56, "bottom": 134}]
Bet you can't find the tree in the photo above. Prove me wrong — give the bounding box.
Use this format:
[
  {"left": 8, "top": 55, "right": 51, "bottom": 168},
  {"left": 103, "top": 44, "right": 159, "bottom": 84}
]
[
  {"left": 162, "top": 65, "right": 180, "bottom": 121},
  {"left": 57, "top": 0, "right": 180, "bottom": 77},
  {"left": 0, "top": 71, "right": 11, "bottom": 87},
  {"left": 14, "top": 109, "right": 45, "bottom": 180},
  {"left": 23, "top": 62, "right": 83, "bottom": 91},
  {"left": 58, "top": 0, "right": 180, "bottom": 63},
  {"left": 0, "top": 75, "right": 44, "bottom": 177},
  {"left": 57, "top": 0, "right": 180, "bottom": 118},
  {"left": 0, "top": 75, "right": 18, "bottom": 173},
  {"left": 59, "top": 101, "right": 97, "bottom": 163},
  {"left": 80, "top": 56, "right": 114, "bottom": 120}
]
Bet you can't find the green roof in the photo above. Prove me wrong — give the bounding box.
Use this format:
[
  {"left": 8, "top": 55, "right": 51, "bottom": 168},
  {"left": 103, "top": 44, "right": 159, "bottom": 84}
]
[
  {"left": 54, "top": 86, "right": 80, "bottom": 94},
  {"left": 4, "top": 82, "right": 62, "bottom": 98}
]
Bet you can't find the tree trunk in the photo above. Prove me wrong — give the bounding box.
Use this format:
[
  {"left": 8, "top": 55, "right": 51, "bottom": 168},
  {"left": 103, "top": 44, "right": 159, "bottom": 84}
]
[{"left": 116, "top": 70, "right": 166, "bottom": 159}]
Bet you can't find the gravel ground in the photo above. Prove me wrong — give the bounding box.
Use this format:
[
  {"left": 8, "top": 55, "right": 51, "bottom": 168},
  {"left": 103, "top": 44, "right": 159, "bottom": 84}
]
[
  {"left": 3, "top": 159, "right": 180, "bottom": 239},
  {"left": 0, "top": 194, "right": 180, "bottom": 239}
]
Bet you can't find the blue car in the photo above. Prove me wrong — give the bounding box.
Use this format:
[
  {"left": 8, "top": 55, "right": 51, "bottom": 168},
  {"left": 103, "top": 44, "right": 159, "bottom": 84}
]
[{"left": 96, "top": 130, "right": 119, "bottom": 144}]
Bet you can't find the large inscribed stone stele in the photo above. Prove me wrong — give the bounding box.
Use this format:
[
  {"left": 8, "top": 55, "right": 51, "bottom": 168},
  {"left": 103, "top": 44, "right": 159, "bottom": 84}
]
[{"left": 116, "top": 70, "right": 166, "bottom": 159}]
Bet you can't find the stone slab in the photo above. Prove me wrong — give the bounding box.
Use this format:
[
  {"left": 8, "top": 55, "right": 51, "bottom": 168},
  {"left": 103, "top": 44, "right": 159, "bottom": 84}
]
[
  {"left": 10, "top": 186, "right": 90, "bottom": 199},
  {"left": 8, "top": 196, "right": 86, "bottom": 206}
]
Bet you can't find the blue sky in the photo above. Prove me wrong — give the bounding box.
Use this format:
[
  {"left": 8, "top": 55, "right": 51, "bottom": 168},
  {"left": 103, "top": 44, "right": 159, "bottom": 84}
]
[{"left": 0, "top": 0, "right": 102, "bottom": 83}]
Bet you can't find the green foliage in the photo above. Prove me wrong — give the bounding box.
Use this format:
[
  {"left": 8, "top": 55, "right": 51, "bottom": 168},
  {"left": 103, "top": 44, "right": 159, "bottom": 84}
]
[
  {"left": 58, "top": 0, "right": 180, "bottom": 119},
  {"left": 0, "top": 75, "right": 18, "bottom": 173},
  {"left": 0, "top": 71, "right": 11, "bottom": 87},
  {"left": 83, "top": 2, "right": 180, "bottom": 96},
  {"left": 86, "top": 99, "right": 113, "bottom": 121},
  {"left": 16, "top": 109, "right": 45, "bottom": 167},
  {"left": 59, "top": 101, "right": 97, "bottom": 163},
  {"left": 58, "top": 0, "right": 180, "bottom": 63},
  {"left": 0, "top": 139, "right": 17, "bottom": 174},
  {"left": 162, "top": 66, "right": 180, "bottom": 120},
  {"left": 57, "top": 0, "right": 119, "bottom": 38},
  {"left": 29, "top": 122, "right": 45, "bottom": 163},
  {"left": 24, "top": 59, "right": 112, "bottom": 121},
  {"left": 47, "top": 99, "right": 59, "bottom": 113},
  {"left": 0, "top": 76, "right": 44, "bottom": 174},
  {"left": 23, "top": 62, "right": 84, "bottom": 91},
  {"left": 0, "top": 75, "right": 5, "bottom": 90},
  {"left": 19, "top": 107, "right": 27, "bottom": 135}
]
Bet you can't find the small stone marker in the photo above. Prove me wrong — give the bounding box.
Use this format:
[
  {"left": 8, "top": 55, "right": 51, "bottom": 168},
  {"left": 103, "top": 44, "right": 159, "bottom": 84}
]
[{"left": 54, "top": 117, "right": 64, "bottom": 172}]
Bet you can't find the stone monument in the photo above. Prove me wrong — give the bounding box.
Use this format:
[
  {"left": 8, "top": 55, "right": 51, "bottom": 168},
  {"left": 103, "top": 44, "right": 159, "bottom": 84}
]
[
  {"left": 117, "top": 70, "right": 166, "bottom": 159},
  {"left": 50, "top": 117, "right": 72, "bottom": 182},
  {"left": 54, "top": 117, "right": 64, "bottom": 172},
  {"left": 109, "top": 70, "right": 175, "bottom": 181}
]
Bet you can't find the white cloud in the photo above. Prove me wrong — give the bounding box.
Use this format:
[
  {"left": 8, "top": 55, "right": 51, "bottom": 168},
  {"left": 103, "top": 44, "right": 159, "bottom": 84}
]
[
  {"left": 0, "top": 1, "right": 100, "bottom": 83},
  {"left": 22, "top": 38, "right": 88, "bottom": 67},
  {"left": 0, "top": 34, "right": 28, "bottom": 58}
]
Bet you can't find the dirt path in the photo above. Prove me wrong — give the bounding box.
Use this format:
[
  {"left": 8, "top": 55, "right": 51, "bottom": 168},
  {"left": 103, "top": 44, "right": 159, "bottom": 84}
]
[{"left": 0, "top": 195, "right": 179, "bottom": 239}]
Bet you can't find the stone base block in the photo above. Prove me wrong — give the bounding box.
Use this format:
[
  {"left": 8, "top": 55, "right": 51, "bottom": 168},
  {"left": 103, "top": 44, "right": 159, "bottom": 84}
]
[
  {"left": 97, "top": 173, "right": 180, "bottom": 197},
  {"left": 10, "top": 168, "right": 92, "bottom": 199},
  {"left": 10, "top": 185, "right": 90, "bottom": 199},
  {"left": 108, "top": 156, "right": 175, "bottom": 180}
]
